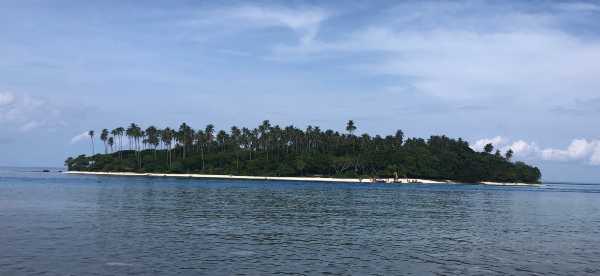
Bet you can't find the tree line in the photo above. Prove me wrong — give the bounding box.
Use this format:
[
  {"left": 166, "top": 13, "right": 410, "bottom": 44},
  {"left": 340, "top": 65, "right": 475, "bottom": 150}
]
[{"left": 66, "top": 120, "right": 541, "bottom": 183}]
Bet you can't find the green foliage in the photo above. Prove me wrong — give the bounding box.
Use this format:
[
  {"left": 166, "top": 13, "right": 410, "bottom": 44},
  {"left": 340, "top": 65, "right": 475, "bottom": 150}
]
[{"left": 66, "top": 121, "right": 542, "bottom": 183}]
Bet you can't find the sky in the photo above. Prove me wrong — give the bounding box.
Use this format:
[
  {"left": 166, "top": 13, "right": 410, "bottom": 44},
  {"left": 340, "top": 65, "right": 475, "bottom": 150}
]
[{"left": 1, "top": 0, "right": 599, "bottom": 182}]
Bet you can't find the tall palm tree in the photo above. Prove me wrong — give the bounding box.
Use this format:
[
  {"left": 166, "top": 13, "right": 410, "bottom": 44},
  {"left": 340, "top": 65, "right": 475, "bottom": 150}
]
[
  {"left": 126, "top": 124, "right": 134, "bottom": 150},
  {"left": 205, "top": 124, "right": 215, "bottom": 153},
  {"left": 88, "top": 130, "right": 95, "bottom": 155},
  {"left": 107, "top": 137, "right": 114, "bottom": 153},
  {"left": 115, "top": 127, "right": 125, "bottom": 151},
  {"left": 258, "top": 120, "right": 271, "bottom": 160},
  {"left": 100, "top": 129, "right": 109, "bottom": 154},
  {"left": 346, "top": 120, "right": 357, "bottom": 136},
  {"left": 177, "top": 123, "right": 193, "bottom": 159},
  {"left": 160, "top": 127, "right": 174, "bottom": 169},
  {"left": 394, "top": 129, "right": 404, "bottom": 149},
  {"left": 505, "top": 149, "right": 514, "bottom": 161},
  {"left": 242, "top": 127, "right": 253, "bottom": 160},
  {"left": 146, "top": 126, "right": 159, "bottom": 159},
  {"left": 231, "top": 126, "right": 242, "bottom": 170},
  {"left": 110, "top": 129, "right": 119, "bottom": 149}
]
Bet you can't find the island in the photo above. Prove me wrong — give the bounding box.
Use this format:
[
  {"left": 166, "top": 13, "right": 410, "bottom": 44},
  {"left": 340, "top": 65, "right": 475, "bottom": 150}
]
[{"left": 65, "top": 120, "right": 542, "bottom": 184}]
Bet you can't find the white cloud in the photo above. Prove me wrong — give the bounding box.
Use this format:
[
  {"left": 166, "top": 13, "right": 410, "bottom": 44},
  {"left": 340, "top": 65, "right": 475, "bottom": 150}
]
[
  {"left": 503, "top": 140, "right": 539, "bottom": 157},
  {"left": 556, "top": 2, "right": 600, "bottom": 12},
  {"left": 471, "top": 136, "right": 507, "bottom": 152},
  {"left": 19, "top": 121, "right": 40, "bottom": 132},
  {"left": 229, "top": 6, "right": 328, "bottom": 42},
  {"left": 0, "top": 91, "right": 63, "bottom": 132},
  {"left": 540, "top": 139, "right": 600, "bottom": 163},
  {"left": 591, "top": 147, "right": 600, "bottom": 165},
  {"left": 270, "top": 3, "right": 600, "bottom": 105},
  {"left": 0, "top": 92, "right": 15, "bottom": 106},
  {"left": 472, "top": 137, "right": 600, "bottom": 166},
  {"left": 191, "top": 5, "right": 330, "bottom": 45},
  {"left": 70, "top": 131, "right": 90, "bottom": 144}
]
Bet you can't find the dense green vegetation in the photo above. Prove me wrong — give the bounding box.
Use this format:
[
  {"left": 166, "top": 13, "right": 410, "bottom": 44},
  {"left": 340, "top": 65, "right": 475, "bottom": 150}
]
[{"left": 66, "top": 120, "right": 541, "bottom": 183}]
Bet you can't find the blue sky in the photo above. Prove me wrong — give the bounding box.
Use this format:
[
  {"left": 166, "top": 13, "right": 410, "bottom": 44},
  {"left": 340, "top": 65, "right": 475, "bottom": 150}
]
[{"left": 1, "top": 0, "right": 600, "bottom": 182}]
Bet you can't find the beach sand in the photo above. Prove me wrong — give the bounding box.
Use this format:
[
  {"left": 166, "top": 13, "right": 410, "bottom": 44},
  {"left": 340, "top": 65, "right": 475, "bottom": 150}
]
[
  {"left": 64, "top": 171, "right": 449, "bottom": 184},
  {"left": 64, "top": 171, "right": 540, "bottom": 186}
]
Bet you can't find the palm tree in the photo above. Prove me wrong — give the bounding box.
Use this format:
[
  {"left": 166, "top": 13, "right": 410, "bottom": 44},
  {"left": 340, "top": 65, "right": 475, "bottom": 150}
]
[
  {"left": 107, "top": 137, "right": 114, "bottom": 153},
  {"left": 88, "top": 130, "right": 95, "bottom": 155},
  {"left": 177, "top": 123, "right": 193, "bottom": 159},
  {"left": 242, "top": 127, "right": 253, "bottom": 160},
  {"left": 115, "top": 127, "right": 125, "bottom": 151},
  {"left": 484, "top": 143, "right": 494, "bottom": 154},
  {"left": 346, "top": 120, "right": 357, "bottom": 136},
  {"left": 100, "top": 129, "right": 109, "bottom": 154},
  {"left": 126, "top": 123, "right": 143, "bottom": 151},
  {"left": 205, "top": 124, "right": 215, "bottom": 153},
  {"left": 146, "top": 126, "right": 159, "bottom": 159},
  {"left": 196, "top": 130, "right": 206, "bottom": 170},
  {"left": 126, "top": 125, "right": 134, "bottom": 150},
  {"left": 394, "top": 129, "right": 404, "bottom": 148},
  {"left": 346, "top": 120, "right": 357, "bottom": 154},
  {"left": 258, "top": 120, "right": 271, "bottom": 160},
  {"left": 231, "top": 126, "right": 242, "bottom": 170},
  {"left": 160, "top": 127, "right": 174, "bottom": 169},
  {"left": 505, "top": 149, "right": 514, "bottom": 161}
]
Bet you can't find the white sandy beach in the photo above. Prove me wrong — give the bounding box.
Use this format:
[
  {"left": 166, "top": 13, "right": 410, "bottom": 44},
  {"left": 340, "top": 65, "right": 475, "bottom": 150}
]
[
  {"left": 65, "top": 171, "right": 449, "bottom": 184},
  {"left": 64, "top": 171, "right": 540, "bottom": 186}
]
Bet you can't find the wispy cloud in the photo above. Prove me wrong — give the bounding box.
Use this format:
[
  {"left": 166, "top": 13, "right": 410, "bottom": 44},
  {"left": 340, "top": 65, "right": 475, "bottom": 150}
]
[
  {"left": 226, "top": 5, "right": 329, "bottom": 44},
  {"left": 0, "top": 91, "right": 65, "bottom": 132},
  {"left": 269, "top": 2, "right": 600, "bottom": 106},
  {"left": 555, "top": 2, "right": 600, "bottom": 12},
  {"left": 70, "top": 131, "right": 90, "bottom": 144},
  {"left": 0, "top": 92, "right": 15, "bottom": 106},
  {"left": 19, "top": 121, "right": 40, "bottom": 132},
  {"left": 185, "top": 4, "right": 330, "bottom": 45}
]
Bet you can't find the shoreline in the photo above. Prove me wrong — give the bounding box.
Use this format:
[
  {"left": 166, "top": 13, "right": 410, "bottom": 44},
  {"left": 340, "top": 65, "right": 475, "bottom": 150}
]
[{"left": 64, "top": 171, "right": 539, "bottom": 186}]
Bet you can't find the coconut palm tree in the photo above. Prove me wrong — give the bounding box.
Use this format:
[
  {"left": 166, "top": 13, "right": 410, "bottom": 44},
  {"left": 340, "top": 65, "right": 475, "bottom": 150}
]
[
  {"left": 241, "top": 127, "right": 253, "bottom": 160},
  {"left": 505, "top": 149, "right": 514, "bottom": 161},
  {"left": 205, "top": 124, "right": 215, "bottom": 153},
  {"left": 115, "top": 127, "right": 125, "bottom": 151},
  {"left": 88, "top": 130, "right": 95, "bottom": 155},
  {"left": 195, "top": 130, "right": 207, "bottom": 170},
  {"left": 160, "top": 127, "right": 174, "bottom": 169},
  {"left": 484, "top": 143, "right": 494, "bottom": 154},
  {"left": 146, "top": 126, "right": 159, "bottom": 159},
  {"left": 231, "top": 126, "right": 242, "bottom": 170},
  {"left": 100, "top": 129, "right": 109, "bottom": 154},
  {"left": 346, "top": 120, "right": 356, "bottom": 136},
  {"left": 107, "top": 137, "right": 114, "bottom": 153},
  {"left": 126, "top": 125, "right": 134, "bottom": 150},
  {"left": 177, "top": 123, "right": 193, "bottom": 159}
]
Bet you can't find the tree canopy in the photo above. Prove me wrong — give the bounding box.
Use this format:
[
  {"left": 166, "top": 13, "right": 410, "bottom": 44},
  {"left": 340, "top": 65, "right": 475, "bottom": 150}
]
[{"left": 66, "top": 120, "right": 541, "bottom": 183}]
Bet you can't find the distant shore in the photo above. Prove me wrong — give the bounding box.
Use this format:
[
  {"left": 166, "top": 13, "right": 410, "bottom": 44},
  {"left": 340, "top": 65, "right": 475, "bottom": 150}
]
[{"left": 64, "top": 171, "right": 539, "bottom": 186}]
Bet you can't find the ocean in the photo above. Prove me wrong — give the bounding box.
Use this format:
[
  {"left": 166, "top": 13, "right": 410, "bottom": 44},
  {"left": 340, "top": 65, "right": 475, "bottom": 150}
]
[{"left": 1, "top": 167, "right": 599, "bottom": 275}]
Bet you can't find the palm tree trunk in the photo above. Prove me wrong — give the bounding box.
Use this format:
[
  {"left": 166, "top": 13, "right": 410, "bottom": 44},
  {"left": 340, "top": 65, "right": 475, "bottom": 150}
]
[{"left": 201, "top": 147, "right": 205, "bottom": 171}]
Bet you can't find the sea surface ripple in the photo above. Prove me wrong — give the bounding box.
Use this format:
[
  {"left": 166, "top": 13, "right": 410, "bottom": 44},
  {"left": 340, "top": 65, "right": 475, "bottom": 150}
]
[{"left": 1, "top": 167, "right": 599, "bottom": 275}]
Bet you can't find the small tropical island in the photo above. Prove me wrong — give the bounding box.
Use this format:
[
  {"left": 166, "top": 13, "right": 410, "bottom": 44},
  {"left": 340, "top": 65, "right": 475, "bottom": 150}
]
[{"left": 65, "top": 120, "right": 541, "bottom": 184}]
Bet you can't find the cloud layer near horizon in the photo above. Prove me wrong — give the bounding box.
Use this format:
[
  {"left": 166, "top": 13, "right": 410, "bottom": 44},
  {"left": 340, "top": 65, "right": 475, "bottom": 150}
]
[{"left": 472, "top": 137, "right": 600, "bottom": 166}]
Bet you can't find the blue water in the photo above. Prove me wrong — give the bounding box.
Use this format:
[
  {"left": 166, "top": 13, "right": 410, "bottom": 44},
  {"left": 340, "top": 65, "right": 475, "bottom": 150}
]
[{"left": 1, "top": 167, "right": 600, "bottom": 275}]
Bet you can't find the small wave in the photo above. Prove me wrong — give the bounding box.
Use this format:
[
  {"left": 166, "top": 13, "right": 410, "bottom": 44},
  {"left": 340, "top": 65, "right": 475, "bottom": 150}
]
[
  {"left": 230, "top": 250, "right": 256, "bottom": 256},
  {"left": 106, "top": 262, "right": 134, "bottom": 267}
]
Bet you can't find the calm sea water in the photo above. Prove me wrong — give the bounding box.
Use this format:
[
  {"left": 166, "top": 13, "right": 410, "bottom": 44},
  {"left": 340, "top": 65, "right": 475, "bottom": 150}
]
[{"left": 1, "top": 167, "right": 599, "bottom": 275}]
